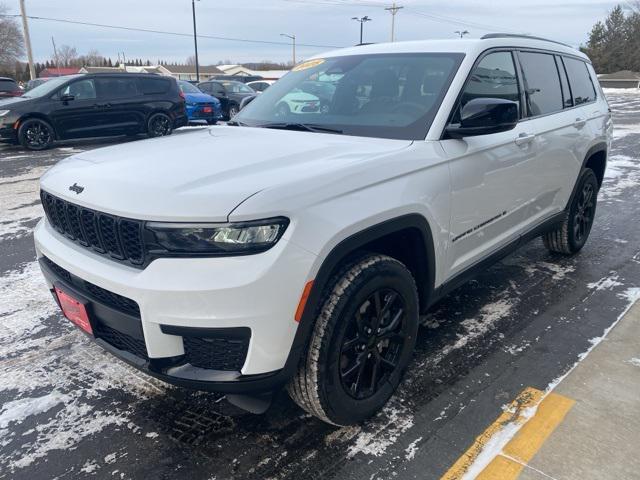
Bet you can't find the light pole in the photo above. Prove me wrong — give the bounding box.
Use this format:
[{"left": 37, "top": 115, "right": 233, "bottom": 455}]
[
  {"left": 455, "top": 30, "right": 470, "bottom": 39},
  {"left": 352, "top": 16, "right": 372, "bottom": 45},
  {"left": 280, "top": 33, "right": 296, "bottom": 66},
  {"left": 191, "top": 0, "right": 200, "bottom": 82}
]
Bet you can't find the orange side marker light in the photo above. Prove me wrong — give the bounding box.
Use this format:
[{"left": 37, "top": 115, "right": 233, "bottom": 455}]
[{"left": 295, "top": 280, "right": 314, "bottom": 322}]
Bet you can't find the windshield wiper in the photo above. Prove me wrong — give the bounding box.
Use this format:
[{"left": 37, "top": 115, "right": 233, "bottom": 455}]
[
  {"left": 226, "top": 120, "right": 248, "bottom": 126},
  {"left": 257, "top": 122, "right": 343, "bottom": 134}
]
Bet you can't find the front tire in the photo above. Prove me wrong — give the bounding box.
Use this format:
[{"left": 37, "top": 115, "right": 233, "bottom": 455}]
[
  {"left": 227, "top": 104, "right": 239, "bottom": 120},
  {"left": 543, "top": 168, "right": 598, "bottom": 254},
  {"left": 18, "top": 118, "right": 54, "bottom": 150},
  {"left": 147, "top": 112, "right": 173, "bottom": 138},
  {"left": 288, "top": 254, "right": 419, "bottom": 426}
]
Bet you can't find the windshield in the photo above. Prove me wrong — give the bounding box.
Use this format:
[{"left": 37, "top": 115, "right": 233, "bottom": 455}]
[
  {"left": 178, "top": 81, "right": 202, "bottom": 94},
  {"left": 222, "top": 81, "right": 254, "bottom": 94},
  {"left": 21, "top": 75, "right": 81, "bottom": 98},
  {"left": 235, "top": 52, "right": 464, "bottom": 140}
]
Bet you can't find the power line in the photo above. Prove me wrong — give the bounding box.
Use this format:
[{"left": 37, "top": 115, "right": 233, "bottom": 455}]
[{"left": 0, "top": 13, "right": 342, "bottom": 49}]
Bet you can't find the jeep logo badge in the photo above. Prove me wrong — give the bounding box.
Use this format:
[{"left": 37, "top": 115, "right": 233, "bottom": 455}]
[{"left": 69, "top": 183, "right": 84, "bottom": 194}]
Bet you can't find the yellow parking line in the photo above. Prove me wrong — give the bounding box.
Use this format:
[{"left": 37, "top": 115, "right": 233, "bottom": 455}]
[
  {"left": 440, "top": 387, "right": 545, "bottom": 480},
  {"left": 442, "top": 387, "right": 575, "bottom": 480}
]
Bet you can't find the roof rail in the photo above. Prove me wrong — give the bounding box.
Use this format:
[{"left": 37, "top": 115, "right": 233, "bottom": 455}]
[{"left": 481, "top": 33, "right": 573, "bottom": 49}]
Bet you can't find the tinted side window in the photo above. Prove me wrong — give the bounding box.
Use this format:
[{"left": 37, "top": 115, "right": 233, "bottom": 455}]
[
  {"left": 199, "top": 83, "right": 212, "bottom": 93},
  {"left": 563, "top": 57, "right": 596, "bottom": 105},
  {"left": 519, "top": 52, "right": 563, "bottom": 116},
  {"left": 555, "top": 57, "right": 573, "bottom": 108},
  {"left": 95, "top": 77, "right": 138, "bottom": 99},
  {"left": 138, "top": 77, "right": 170, "bottom": 95},
  {"left": 60, "top": 79, "right": 97, "bottom": 100},
  {"left": 461, "top": 51, "right": 520, "bottom": 108}
]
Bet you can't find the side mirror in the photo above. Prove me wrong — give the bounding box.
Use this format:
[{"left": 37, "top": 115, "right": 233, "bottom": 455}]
[
  {"left": 446, "top": 98, "right": 519, "bottom": 139},
  {"left": 216, "top": 90, "right": 227, "bottom": 97},
  {"left": 60, "top": 94, "right": 75, "bottom": 103},
  {"left": 239, "top": 95, "right": 257, "bottom": 111}
]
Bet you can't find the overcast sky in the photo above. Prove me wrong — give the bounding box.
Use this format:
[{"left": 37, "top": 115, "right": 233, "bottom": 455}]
[{"left": 9, "top": 0, "right": 623, "bottom": 65}]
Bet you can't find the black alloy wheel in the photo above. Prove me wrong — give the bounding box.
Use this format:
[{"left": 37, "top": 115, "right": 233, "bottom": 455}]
[
  {"left": 340, "top": 288, "right": 408, "bottom": 400},
  {"left": 147, "top": 113, "right": 173, "bottom": 137},
  {"left": 19, "top": 119, "right": 54, "bottom": 150},
  {"left": 573, "top": 181, "right": 595, "bottom": 244}
]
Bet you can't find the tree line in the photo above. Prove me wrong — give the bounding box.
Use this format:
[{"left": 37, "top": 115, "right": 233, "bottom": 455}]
[{"left": 582, "top": 2, "right": 640, "bottom": 74}]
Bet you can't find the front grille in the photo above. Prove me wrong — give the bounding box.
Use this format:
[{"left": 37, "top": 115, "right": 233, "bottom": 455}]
[
  {"left": 40, "top": 190, "right": 145, "bottom": 266},
  {"left": 183, "top": 337, "right": 249, "bottom": 371},
  {"left": 94, "top": 323, "right": 149, "bottom": 360},
  {"left": 41, "top": 256, "right": 140, "bottom": 318}
]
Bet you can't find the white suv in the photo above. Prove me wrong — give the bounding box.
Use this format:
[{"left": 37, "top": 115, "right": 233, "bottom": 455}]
[{"left": 35, "top": 35, "right": 611, "bottom": 426}]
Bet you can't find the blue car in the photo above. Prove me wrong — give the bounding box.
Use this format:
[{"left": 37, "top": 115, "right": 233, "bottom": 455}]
[{"left": 178, "top": 80, "right": 223, "bottom": 125}]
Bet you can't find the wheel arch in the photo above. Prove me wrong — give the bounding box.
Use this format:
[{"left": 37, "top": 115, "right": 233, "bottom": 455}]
[
  {"left": 17, "top": 113, "right": 59, "bottom": 140},
  {"left": 280, "top": 214, "right": 437, "bottom": 383},
  {"left": 566, "top": 142, "right": 607, "bottom": 210}
]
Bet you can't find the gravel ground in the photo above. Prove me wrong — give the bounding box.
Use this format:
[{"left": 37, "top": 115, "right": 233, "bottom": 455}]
[{"left": 0, "top": 93, "right": 639, "bottom": 480}]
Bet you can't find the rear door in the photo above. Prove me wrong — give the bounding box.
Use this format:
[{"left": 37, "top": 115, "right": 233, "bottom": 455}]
[
  {"left": 94, "top": 76, "right": 145, "bottom": 134},
  {"left": 49, "top": 78, "right": 104, "bottom": 139},
  {"left": 514, "top": 50, "right": 584, "bottom": 221},
  {"left": 441, "top": 50, "right": 538, "bottom": 277}
]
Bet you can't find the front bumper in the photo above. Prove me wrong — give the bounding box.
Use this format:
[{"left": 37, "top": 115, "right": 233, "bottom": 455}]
[
  {"left": 34, "top": 217, "right": 316, "bottom": 392},
  {"left": 0, "top": 124, "right": 18, "bottom": 143}
]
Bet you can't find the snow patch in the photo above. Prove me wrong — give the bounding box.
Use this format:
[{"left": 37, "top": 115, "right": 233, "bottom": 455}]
[
  {"left": 404, "top": 436, "right": 422, "bottom": 461},
  {"left": 627, "top": 358, "right": 640, "bottom": 367},
  {"left": 0, "top": 393, "right": 69, "bottom": 430},
  {"left": 347, "top": 403, "right": 414, "bottom": 458},
  {"left": 587, "top": 273, "right": 624, "bottom": 291}
]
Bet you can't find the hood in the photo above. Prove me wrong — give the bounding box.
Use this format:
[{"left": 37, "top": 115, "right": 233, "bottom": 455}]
[
  {"left": 40, "top": 126, "right": 412, "bottom": 222},
  {"left": 0, "top": 96, "right": 33, "bottom": 108},
  {"left": 184, "top": 92, "right": 220, "bottom": 105}
]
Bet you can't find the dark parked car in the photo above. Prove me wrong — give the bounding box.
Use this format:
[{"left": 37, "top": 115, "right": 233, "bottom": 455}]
[
  {"left": 197, "top": 80, "right": 256, "bottom": 120},
  {"left": 0, "top": 77, "right": 22, "bottom": 98},
  {"left": 0, "top": 73, "right": 187, "bottom": 150}
]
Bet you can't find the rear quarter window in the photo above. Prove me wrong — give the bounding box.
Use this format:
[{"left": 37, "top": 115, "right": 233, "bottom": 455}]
[
  {"left": 138, "top": 77, "right": 171, "bottom": 95},
  {"left": 563, "top": 57, "right": 597, "bottom": 105},
  {"left": 518, "top": 51, "right": 564, "bottom": 117}
]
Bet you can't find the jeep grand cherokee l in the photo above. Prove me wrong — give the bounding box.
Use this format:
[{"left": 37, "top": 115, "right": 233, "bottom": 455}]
[{"left": 34, "top": 34, "right": 611, "bottom": 426}]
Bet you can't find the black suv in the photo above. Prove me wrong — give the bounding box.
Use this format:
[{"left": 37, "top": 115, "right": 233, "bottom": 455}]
[
  {"left": 197, "top": 80, "right": 256, "bottom": 120},
  {"left": 0, "top": 73, "right": 187, "bottom": 150}
]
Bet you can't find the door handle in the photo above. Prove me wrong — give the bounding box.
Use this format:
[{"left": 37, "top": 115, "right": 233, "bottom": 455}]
[
  {"left": 515, "top": 133, "right": 535, "bottom": 146},
  {"left": 93, "top": 103, "right": 112, "bottom": 108},
  {"left": 573, "top": 118, "right": 587, "bottom": 128}
]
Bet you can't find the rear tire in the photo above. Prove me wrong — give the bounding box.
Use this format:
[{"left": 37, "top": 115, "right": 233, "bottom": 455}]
[
  {"left": 147, "top": 112, "right": 173, "bottom": 138},
  {"left": 287, "top": 254, "right": 419, "bottom": 426},
  {"left": 227, "top": 104, "right": 239, "bottom": 120},
  {"left": 18, "top": 118, "right": 54, "bottom": 150},
  {"left": 543, "top": 168, "right": 598, "bottom": 254}
]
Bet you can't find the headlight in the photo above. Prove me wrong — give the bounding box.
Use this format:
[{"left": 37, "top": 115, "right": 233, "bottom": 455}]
[
  {"left": 186, "top": 102, "right": 197, "bottom": 107},
  {"left": 0, "top": 110, "right": 10, "bottom": 117},
  {"left": 145, "top": 217, "right": 289, "bottom": 255}
]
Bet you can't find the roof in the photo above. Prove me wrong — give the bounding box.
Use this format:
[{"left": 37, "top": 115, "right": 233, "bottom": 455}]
[
  {"left": 598, "top": 70, "right": 640, "bottom": 80},
  {"left": 162, "top": 64, "right": 223, "bottom": 74},
  {"left": 39, "top": 67, "right": 81, "bottom": 77},
  {"left": 313, "top": 37, "right": 588, "bottom": 62},
  {"left": 80, "top": 66, "right": 124, "bottom": 73},
  {"left": 252, "top": 70, "right": 289, "bottom": 79}
]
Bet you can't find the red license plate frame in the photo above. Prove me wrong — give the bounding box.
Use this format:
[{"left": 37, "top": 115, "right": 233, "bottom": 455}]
[{"left": 55, "top": 286, "right": 93, "bottom": 335}]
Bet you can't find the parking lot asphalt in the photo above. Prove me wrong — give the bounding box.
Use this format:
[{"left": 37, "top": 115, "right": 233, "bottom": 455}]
[{"left": 1, "top": 92, "right": 639, "bottom": 480}]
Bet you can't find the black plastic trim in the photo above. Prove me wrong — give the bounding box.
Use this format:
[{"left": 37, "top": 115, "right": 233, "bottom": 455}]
[{"left": 160, "top": 324, "right": 251, "bottom": 340}]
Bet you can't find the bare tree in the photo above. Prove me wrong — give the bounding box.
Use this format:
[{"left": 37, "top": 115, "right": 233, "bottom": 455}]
[
  {"left": 81, "top": 49, "right": 104, "bottom": 67},
  {"left": 0, "top": 3, "right": 24, "bottom": 72},
  {"left": 55, "top": 44, "right": 79, "bottom": 67},
  {"left": 185, "top": 55, "right": 197, "bottom": 65}
]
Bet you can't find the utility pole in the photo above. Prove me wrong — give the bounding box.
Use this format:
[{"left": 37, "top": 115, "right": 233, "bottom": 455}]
[
  {"left": 352, "top": 16, "right": 372, "bottom": 45},
  {"left": 280, "top": 33, "right": 296, "bottom": 66},
  {"left": 51, "top": 37, "right": 60, "bottom": 76},
  {"left": 385, "top": 3, "right": 403, "bottom": 42},
  {"left": 191, "top": 0, "right": 200, "bottom": 82},
  {"left": 455, "top": 30, "right": 470, "bottom": 38},
  {"left": 19, "top": 0, "right": 36, "bottom": 80}
]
